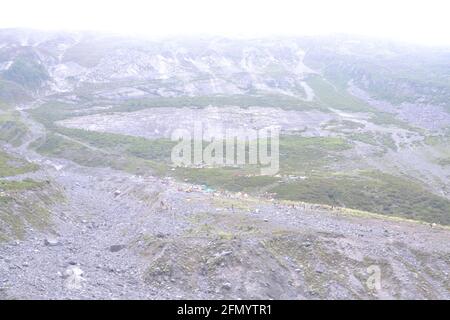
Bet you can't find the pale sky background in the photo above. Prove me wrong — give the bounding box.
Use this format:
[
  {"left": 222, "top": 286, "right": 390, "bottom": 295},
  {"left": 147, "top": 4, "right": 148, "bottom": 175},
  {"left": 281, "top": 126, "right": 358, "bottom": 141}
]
[{"left": 0, "top": 0, "right": 449, "bottom": 46}]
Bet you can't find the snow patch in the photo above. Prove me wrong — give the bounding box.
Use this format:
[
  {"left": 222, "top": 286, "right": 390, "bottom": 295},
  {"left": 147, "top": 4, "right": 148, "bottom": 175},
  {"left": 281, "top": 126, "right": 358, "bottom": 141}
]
[{"left": 300, "top": 81, "right": 315, "bottom": 101}]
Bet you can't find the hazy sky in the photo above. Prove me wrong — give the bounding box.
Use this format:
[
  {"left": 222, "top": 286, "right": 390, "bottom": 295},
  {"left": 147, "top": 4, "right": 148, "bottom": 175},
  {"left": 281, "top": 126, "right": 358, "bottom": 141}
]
[{"left": 1, "top": 0, "right": 449, "bottom": 45}]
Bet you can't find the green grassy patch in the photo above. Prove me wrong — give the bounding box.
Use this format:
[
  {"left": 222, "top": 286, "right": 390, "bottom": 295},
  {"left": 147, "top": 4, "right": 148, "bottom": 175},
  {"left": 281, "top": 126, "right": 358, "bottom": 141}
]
[
  {"left": 111, "top": 93, "right": 321, "bottom": 113},
  {"left": 169, "top": 136, "right": 350, "bottom": 194},
  {"left": 30, "top": 132, "right": 164, "bottom": 175},
  {"left": 279, "top": 136, "right": 351, "bottom": 173},
  {"left": 30, "top": 101, "right": 84, "bottom": 128},
  {"left": 0, "top": 178, "right": 57, "bottom": 241},
  {"left": 0, "top": 178, "right": 44, "bottom": 192},
  {"left": 347, "top": 132, "right": 397, "bottom": 151},
  {"left": 2, "top": 57, "right": 49, "bottom": 91},
  {"left": 370, "top": 112, "right": 420, "bottom": 131},
  {"left": 57, "top": 127, "right": 175, "bottom": 162},
  {"left": 0, "top": 111, "right": 28, "bottom": 146},
  {"left": 306, "top": 75, "right": 372, "bottom": 112},
  {"left": 0, "top": 150, "right": 38, "bottom": 177},
  {"left": 269, "top": 170, "right": 450, "bottom": 225},
  {"left": 175, "top": 167, "right": 279, "bottom": 193}
]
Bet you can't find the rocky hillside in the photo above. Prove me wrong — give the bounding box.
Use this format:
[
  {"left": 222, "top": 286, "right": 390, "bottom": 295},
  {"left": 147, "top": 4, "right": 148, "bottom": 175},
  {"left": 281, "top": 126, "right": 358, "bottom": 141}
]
[{"left": 0, "top": 29, "right": 449, "bottom": 299}]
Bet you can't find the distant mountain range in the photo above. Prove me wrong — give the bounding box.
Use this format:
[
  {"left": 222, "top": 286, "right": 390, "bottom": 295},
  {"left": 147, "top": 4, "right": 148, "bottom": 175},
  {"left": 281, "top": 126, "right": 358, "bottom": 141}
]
[{"left": 1, "top": 29, "right": 449, "bottom": 114}]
